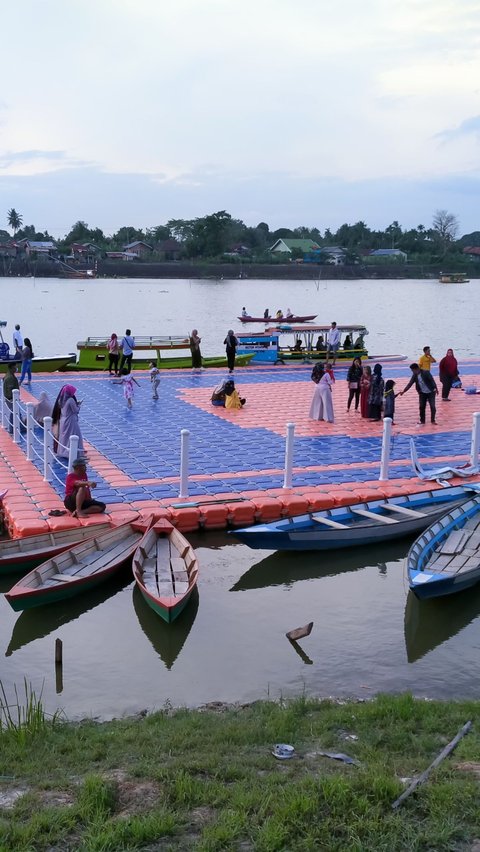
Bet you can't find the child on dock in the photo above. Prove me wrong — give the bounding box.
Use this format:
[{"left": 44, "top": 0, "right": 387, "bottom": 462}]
[
  {"left": 149, "top": 362, "right": 160, "bottom": 399},
  {"left": 114, "top": 368, "right": 140, "bottom": 409},
  {"left": 383, "top": 379, "right": 397, "bottom": 423}
]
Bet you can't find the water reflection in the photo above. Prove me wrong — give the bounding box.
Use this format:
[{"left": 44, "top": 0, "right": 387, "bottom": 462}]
[
  {"left": 404, "top": 586, "right": 480, "bottom": 663},
  {"left": 6, "top": 572, "right": 130, "bottom": 657},
  {"left": 231, "top": 539, "right": 408, "bottom": 592},
  {"left": 133, "top": 586, "right": 199, "bottom": 670}
]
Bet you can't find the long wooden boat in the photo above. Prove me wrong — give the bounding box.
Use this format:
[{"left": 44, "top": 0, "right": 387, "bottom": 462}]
[
  {"left": 5, "top": 520, "right": 151, "bottom": 611},
  {"left": 0, "top": 522, "right": 112, "bottom": 575},
  {"left": 407, "top": 493, "right": 480, "bottom": 599},
  {"left": 0, "top": 355, "right": 74, "bottom": 374},
  {"left": 73, "top": 335, "right": 254, "bottom": 371},
  {"left": 132, "top": 520, "right": 198, "bottom": 623},
  {"left": 439, "top": 272, "right": 469, "bottom": 283},
  {"left": 231, "top": 486, "right": 474, "bottom": 551},
  {"left": 238, "top": 314, "right": 317, "bottom": 324}
]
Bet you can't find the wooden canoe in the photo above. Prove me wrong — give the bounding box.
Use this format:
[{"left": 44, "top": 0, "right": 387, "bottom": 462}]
[
  {"left": 5, "top": 519, "right": 152, "bottom": 611},
  {"left": 0, "top": 522, "right": 112, "bottom": 574},
  {"left": 231, "top": 485, "right": 475, "bottom": 551},
  {"left": 238, "top": 314, "right": 317, "bottom": 324},
  {"left": 132, "top": 520, "right": 198, "bottom": 623},
  {"left": 407, "top": 493, "right": 480, "bottom": 599}
]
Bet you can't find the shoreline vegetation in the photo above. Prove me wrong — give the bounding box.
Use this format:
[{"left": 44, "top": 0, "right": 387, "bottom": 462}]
[
  {"left": 2, "top": 259, "right": 479, "bottom": 281},
  {"left": 0, "top": 692, "right": 478, "bottom": 850}
]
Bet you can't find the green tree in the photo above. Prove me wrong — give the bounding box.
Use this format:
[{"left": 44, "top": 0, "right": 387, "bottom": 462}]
[{"left": 7, "top": 208, "right": 22, "bottom": 237}]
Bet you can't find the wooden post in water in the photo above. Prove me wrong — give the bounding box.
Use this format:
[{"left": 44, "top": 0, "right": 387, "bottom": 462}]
[{"left": 55, "top": 638, "right": 63, "bottom": 694}]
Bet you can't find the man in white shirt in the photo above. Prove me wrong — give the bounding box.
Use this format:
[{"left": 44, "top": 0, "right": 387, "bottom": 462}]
[
  {"left": 326, "top": 321, "right": 341, "bottom": 365},
  {"left": 12, "top": 324, "right": 23, "bottom": 355},
  {"left": 119, "top": 329, "right": 135, "bottom": 374}
]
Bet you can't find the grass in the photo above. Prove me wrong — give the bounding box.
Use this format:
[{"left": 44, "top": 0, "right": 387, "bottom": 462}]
[
  {"left": 0, "top": 694, "right": 478, "bottom": 850},
  {"left": 0, "top": 679, "right": 62, "bottom": 745}
]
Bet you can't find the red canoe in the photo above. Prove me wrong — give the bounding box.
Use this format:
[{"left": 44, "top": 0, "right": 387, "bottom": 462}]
[{"left": 238, "top": 314, "right": 317, "bottom": 324}]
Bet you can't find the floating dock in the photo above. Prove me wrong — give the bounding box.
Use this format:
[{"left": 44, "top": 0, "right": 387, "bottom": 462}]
[{"left": 1, "top": 360, "right": 480, "bottom": 537}]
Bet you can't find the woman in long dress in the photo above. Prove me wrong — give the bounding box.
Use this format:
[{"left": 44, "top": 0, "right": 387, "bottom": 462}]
[
  {"left": 309, "top": 365, "right": 335, "bottom": 423},
  {"left": 57, "top": 385, "right": 85, "bottom": 459},
  {"left": 189, "top": 329, "right": 202, "bottom": 370},
  {"left": 368, "top": 363, "right": 384, "bottom": 421}
]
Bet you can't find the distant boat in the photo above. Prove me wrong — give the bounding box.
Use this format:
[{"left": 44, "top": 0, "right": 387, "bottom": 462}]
[
  {"left": 63, "top": 269, "right": 96, "bottom": 280},
  {"left": 439, "top": 272, "right": 469, "bottom": 283},
  {"left": 5, "top": 520, "right": 151, "bottom": 611},
  {"left": 132, "top": 520, "right": 198, "bottom": 623},
  {"left": 407, "top": 493, "right": 480, "bottom": 599},
  {"left": 0, "top": 522, "right": 112, "bottom": 575},
  {"left": 238, "top": 314, "right": 317, "bottom": 324},
  {"left": 231, "top": 486, "right": 475, "bottom": 551}
]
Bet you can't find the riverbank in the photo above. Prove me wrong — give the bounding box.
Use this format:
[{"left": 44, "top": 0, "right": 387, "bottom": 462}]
[{"left": 0, "top": 694, "right": 478, "bottom": 850}]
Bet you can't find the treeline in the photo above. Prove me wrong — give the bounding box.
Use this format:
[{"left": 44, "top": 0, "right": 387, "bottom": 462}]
[{"left": 3, "top": 209, "right": 480, "bottom": 263}]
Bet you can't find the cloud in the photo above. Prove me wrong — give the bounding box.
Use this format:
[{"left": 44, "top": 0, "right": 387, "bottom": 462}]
[{"left": 436, "top": 115, "right": 480, "bottom": 142}]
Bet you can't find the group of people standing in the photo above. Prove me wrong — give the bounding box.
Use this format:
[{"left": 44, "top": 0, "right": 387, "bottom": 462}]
[
  {"left": 107, "top": 330, "right": 136, "bottom": 375},
  {"left": 188, "top": 329, "right": 240, "bottom": 374}
]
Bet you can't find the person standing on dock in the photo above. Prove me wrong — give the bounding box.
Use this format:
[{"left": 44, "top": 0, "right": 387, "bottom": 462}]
[
  {"left": 107, "top": 333, "right": 120, "bottom": 376},
  {"left": 149, "top": 361, "right": 160, "bottom": 399},
  {"left": 57, "top": 385, "right": 85, "bottom": 459},
  {"left": 114, "top": 368, "right": 140, "bottom": 409},
  {"left": 19, "top": 338, "right": 33, "bottom": 385},
  {"left": 418, "top": 346, "right": 436, "bottom": 372},
  {"left": 326, "top": 321, "right": 341, "bottom": 365},
  {"left": 224, "top": 330, "right": 238, "bottom": 374},
  {"left": 439, "top": 348, "right": 459, "bottom": 401},
  {"left": 346, "top": 357, "right": 363, "bottom": 412},
  {"left": 399, "top": 363, "right": 438, "bottom": 425},
  {"left": 119, "top": 329, "right": 135, "bottom": 374},
  {"left": 3, "top": 362, "right": 18, "bottom": 434},
  {"left": 368, "top": 363, "right": 384, "bottom": 421},
  {"left": 190, "top": 329, "right": 202, "bottom": 371},
  {"left": 12, "top": 324, "right": 23, "bottom": 356},
  {"left": 309, "top": 363, "right": 335, "bottom": 423}
]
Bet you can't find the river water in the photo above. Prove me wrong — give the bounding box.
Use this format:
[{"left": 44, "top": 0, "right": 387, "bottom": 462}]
[{"left": 0, "top": 276, "right": 479, "bottom": 718}]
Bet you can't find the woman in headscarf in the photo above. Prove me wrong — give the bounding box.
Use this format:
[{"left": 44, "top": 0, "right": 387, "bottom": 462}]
[
  {"left": 439, "top": 348, "right": 459, "bottom": 401},
  {"left": 368, "top": 363, "right": 384, "bottom": 421},
  {"left": 346, "top": 357, "right": 363, "bottom": 412},
  {"left": 33, "top": 391, "right": 52, "bottom": 425},
  {"left": 56, "top": 384, "right": 85, "bottom": 459},
  {"left": 224, "top": 330, "right": 238, "bottom": 374},
  {"left": 189, "top": 329, "right": 202, "bottom": 370},
  {"left": 309, "top": 363, "right": 335, "bottom": 423}
]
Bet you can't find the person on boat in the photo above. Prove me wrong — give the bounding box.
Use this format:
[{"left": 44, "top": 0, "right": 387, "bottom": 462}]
[
  {"left": 189, "top": 329, "right": 202, "bottom": 371},
  {"left": 149, "top": 361, "right": 160, "bottom": 400},
  {"left": 241, "top": 307, "right": 248, "bottom": 317},
  {"left": 119, "top": 329, "right": 135, "bottom": 374},
  {"left": 3, "top": 362, "right": 18, "bottom": 434},
  {"left": 418, "top": 345, "right": 436, "bottom": 372},
  {"left": 12, "top": 324, "right": 23, "bottom": 356},
  {"left": 64, "top": 458, "right": 106, "bottom": 518},
  {"left": 354, "top": 334, "right": 364, "bottom": 350},
  {"left": 360, "top": 365, "right": 372, "bottom": 418},
  {"left": 326, "top": 321, "right": 341, "bottom": 365},
  {"left": 286, "top": 307, "right": 294, "bottom": 319},
  {"left": 383, "top": 379, "right": 397, "bottom": 423},
  {"left": 107, "top": 333, "right": 120, "bottom": 376},
  {"left": 275, "top": 309, "right": 284, "bottom": 320},
  {"left": 368, "top": 363, "right": 384, "bottom": 421},
  {"left": 33, "top": 391, "right": 52, "bottom": 425},
  {"left": 439, "top": 348, "right": 459, "bottom": 401},
  {"left": 56, "top": 385, "right": 85, "bottom": 459},
  {"left": 315, "top": 335, "right": 326, "bottom": 352},
  {"left": 399, "top": 363, "right": 438, "bottom": 425},
  {"left": 309, "top": 363, "right": 334, "bottom": 423},
  {"left": 263, "top": 308, "right": 270, "bottom": 319},
  {"left": 346, "top": 357, "right": 363, "bottom": 412},
  {"left": 224, "top": 378, "right": 246, "bottom": 409},
  {"left": 224, "top": 330, "right": 239, "bottom": 373},
  {"left": 19, "top": 337, "right": 34, "bottom": 385},
  {"left": 292, "top": 338, "right": 303, "bottom": 352},
  {"left": 343, "top": 334, "right": 352, "bottom": 350}
]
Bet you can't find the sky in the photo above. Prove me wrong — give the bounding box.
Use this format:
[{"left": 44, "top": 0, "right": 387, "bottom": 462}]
[{"left": 1, "top": 0, "right": 480, "bottom": 238}]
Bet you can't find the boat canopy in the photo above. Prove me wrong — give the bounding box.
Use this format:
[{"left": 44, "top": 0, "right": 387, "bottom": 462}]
[{"left": 77, "top": 335, "right": 191, "bottom": 351}]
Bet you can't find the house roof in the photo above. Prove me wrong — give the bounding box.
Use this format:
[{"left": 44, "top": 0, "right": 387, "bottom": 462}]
[
  {"left": 123, "top": 241, "right": 153, "bottom": 250},
  {"left": 370, "top": 249, "right": 407, "bottom": 256},
  {"left": 25, "top": 240, "right": 56, "bottom": 249},
  {"left": 270, "top": 238, "right": 321, "bottom": 252},
  {"left": 463, "top": 246, "right": 480, "bottom": 256}
]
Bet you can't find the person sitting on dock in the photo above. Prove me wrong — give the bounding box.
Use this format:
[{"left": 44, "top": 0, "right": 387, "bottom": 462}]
[
  {"left": 224, "top": 379, "right": 246, "bottom": 409},
  {"left": 64, "top": 458, "right": 106, "bottom": 519}
]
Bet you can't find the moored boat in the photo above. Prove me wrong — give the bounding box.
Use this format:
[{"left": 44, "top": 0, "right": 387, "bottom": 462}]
[
  {"left": 439, "top": 272, "right": 469, "bottom": 283},
  {"left": 231, "top": 486, "right": 475, "bottom": 551},
  {"left": 73, "top": 335, "right": 254, "bottom": 370},
  {"left": 407, "top": 493, "right": 480, "bottom": 599},
  {"left": 0, "top": 321, "right": 73, "bottom": 373},
  {"left": 236, "top": 324, "right": 369, "bottom": 364},
  {"left": 132, "top": 519, "right": 198, "bottom": 623},
  {"left": 238, "top": 314, "right": 317, "bottom": 324},
  {"left": 5, "top": 519, "right": 151, "bottom": 611},
  {"left": 0, "top": 522, "right": 112, "bottom": 574}
]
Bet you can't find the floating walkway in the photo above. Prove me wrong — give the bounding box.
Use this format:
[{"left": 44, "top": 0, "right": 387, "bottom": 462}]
[{"left": 2, "top": 360, "right": 480, "bottom": 537}]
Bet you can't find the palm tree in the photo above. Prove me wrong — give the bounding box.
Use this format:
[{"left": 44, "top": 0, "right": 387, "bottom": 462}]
[{"left": 7, "top": 208, "right": 22, "bottom": 237}]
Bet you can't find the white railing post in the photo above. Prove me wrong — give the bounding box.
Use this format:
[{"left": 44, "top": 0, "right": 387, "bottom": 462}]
[
  {"left": 12, "top": 389, "right": 20, "bottom": 444},
  {"left": 178, "top": 429, "right": 190, "bottom": 499},
  {"left": 379, "top": 417, "right": 393, "bottom": 481},
  {"left": 470, "top": 412, "right": 480, "bottom": 468},
  {"left": 283, "top": 422, "right": 295, "bottom": 489},
  {"left": 26, "top": 402, "right": 35, "bottom": 461},
  {"left": 0, "top": 380, "right": 5, "bottom": 430},
  {"left": 68, "top": 435, "right": 79, "bottom": 472},
  {"left": 43, "top": 416, "right": 53, "bottom": 482}
]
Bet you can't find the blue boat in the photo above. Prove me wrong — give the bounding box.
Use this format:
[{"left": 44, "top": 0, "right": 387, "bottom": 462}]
[
  {"left": 407, "top": 493, "right": 480, "bottom": 599},
  {"left": 230, "top": 486, "right": 474, "bottom": 552}
]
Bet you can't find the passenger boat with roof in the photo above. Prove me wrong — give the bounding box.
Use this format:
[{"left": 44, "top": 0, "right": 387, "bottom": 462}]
[
  {"left": 73, "top": 335, "right": 254, "bottom": 370},
  {"left": 231, "top": 486, "right": 474, "bottom": 551}
]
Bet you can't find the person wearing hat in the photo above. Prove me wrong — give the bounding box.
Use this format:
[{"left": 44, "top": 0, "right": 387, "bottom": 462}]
[{"left": 64, "top": 458, "right": 106, "bottom": 518}]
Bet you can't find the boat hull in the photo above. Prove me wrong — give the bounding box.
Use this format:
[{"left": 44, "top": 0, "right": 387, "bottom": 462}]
[
  {"left": 138, "top": 583, "right": 193, "bottom": 623},
  {"left": 0, "top": 355, "right": 74, "bottom": 374},
  {"left": 72, "top": 352, "right": 254, "bottom": 371},
  {"left": 132, "top": 522, "right": 198, "bottom": 623},
  {"left": 0, "top": 523, "right": 112, "bottom": 575},
  {"left": 232, "top": 487, "right": 474, "bottom": 551},
  {"left": 238, "top": 315, "right": 317, "bottom": 324}
]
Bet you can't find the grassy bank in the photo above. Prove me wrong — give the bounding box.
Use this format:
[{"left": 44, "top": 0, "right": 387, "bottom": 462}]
[{"left": 0, "top": 693, "right": 478, "bottom": 851}]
